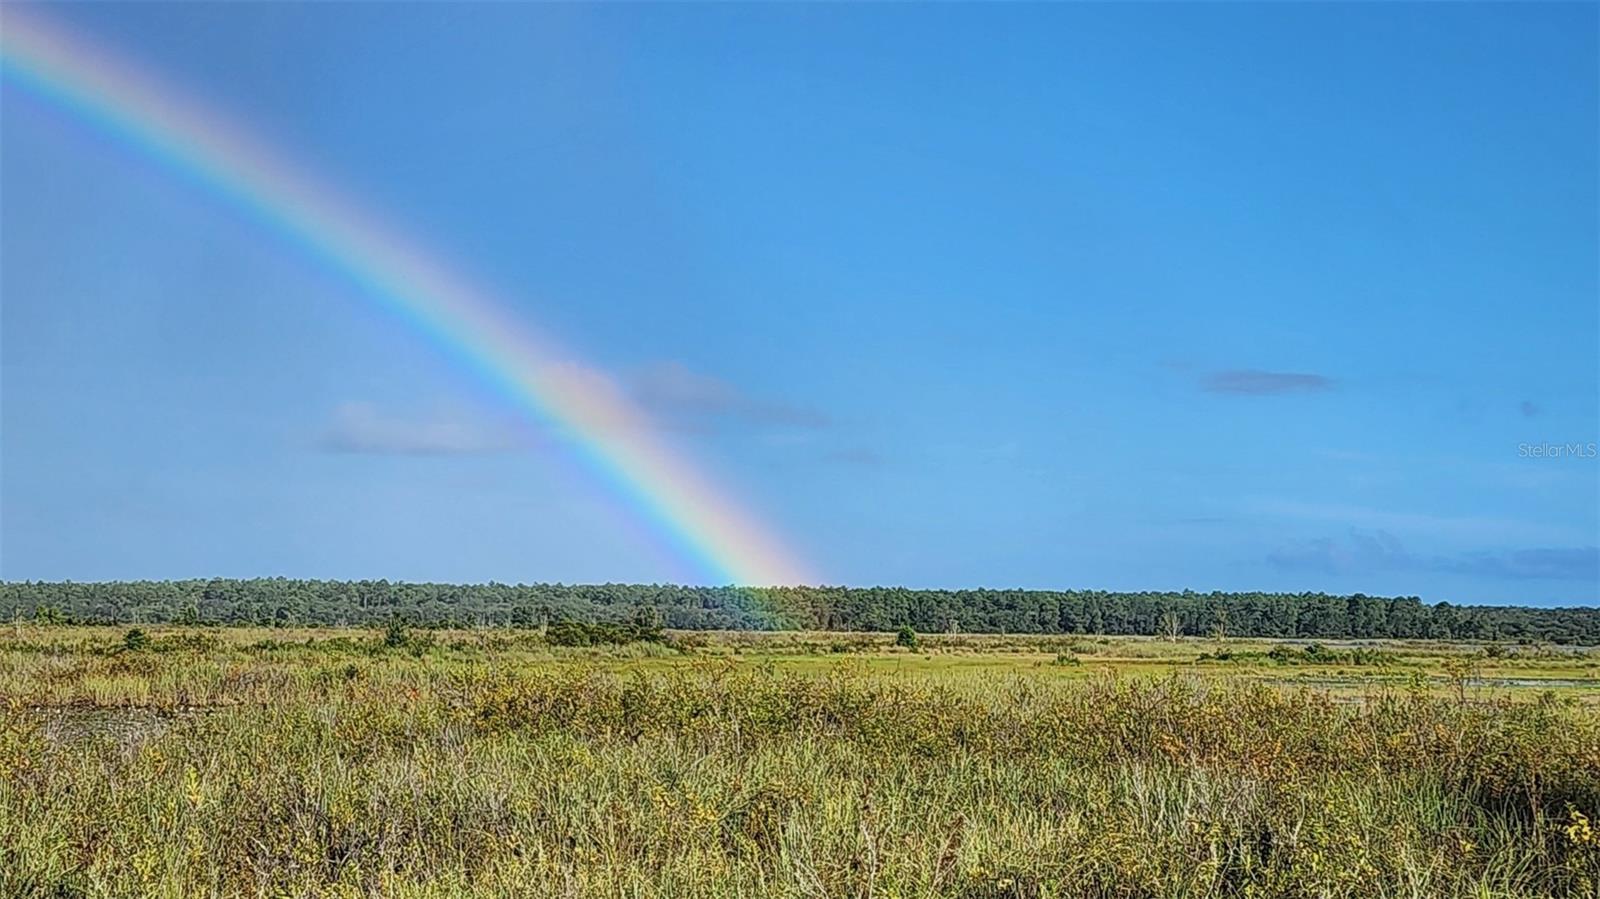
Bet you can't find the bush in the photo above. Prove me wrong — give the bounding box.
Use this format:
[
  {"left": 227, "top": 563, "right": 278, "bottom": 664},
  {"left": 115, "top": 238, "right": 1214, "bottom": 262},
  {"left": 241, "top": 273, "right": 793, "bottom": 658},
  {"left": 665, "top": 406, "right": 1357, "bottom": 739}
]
[
  {"left": 666, "top": 632, "right": 710, "bottom": 654},
  {"left": 546, "top": 617, "right": 665, "bottom": 648},
  {"left": 376, "top": 620, "right": 435, "bottom": 656},
  {"left": 895, "top": 626, "right": 919, "bottom": 650},
  {"left": 122, "top": 628, "right": 149, "bottom": 652}
]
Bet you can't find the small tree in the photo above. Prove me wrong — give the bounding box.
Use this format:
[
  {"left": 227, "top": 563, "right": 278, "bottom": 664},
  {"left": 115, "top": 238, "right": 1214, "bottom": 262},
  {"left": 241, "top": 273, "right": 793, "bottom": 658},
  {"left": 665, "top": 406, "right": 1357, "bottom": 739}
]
[
  {"left": 1160, "top": 610, "right": 1183, "bottom": 642},
  {"left": 383, "top": 619, "right": 410, "bottom": 649},
  {"left": 629, "top": 605, "right": 665, "bottom": 643},
  {"left": 1211, "top": 609, "right": 1231, "bottom": 643},
  {"left": 1442, "top": 655, "right": 1478, "bottom": 703},
  {"left": 895, "top": 626, "right": 919, "bottom": 650},
  {"left": 123, "top": 628, "right": 149, "bottom": 652}
]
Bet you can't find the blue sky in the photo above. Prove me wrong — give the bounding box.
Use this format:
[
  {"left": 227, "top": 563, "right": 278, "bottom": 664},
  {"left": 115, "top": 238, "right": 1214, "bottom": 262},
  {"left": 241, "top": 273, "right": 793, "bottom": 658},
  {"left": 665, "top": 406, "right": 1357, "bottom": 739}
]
[{"left": 2, "top": 2, "right": 1596, "bottom": 604}]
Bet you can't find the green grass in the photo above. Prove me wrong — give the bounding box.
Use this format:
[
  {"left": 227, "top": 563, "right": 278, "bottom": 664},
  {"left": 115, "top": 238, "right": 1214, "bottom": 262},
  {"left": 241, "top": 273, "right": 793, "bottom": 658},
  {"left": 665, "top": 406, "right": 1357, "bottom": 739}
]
[{"left": 2, "top": 626, "right": 1598, "bottom": 897}]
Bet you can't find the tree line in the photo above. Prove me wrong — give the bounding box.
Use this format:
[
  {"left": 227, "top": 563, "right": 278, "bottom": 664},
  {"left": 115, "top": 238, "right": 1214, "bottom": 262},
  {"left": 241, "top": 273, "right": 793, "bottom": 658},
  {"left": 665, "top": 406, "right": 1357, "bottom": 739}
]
[{"left": 2, "top": 579, "right": 1597, "bottom": 643}]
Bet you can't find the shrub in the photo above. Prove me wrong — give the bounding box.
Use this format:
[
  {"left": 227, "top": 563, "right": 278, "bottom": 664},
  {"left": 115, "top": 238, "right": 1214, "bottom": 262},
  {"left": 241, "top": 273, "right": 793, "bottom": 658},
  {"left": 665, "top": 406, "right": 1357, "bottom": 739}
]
[
  {"left": 666, "top": 632, "right": 710, "bottom": 654},
  {"left": 895, "top": 626, "right": 919, "bottom": 650},
  {"left": 546, "top": 617, "right": 665, "bottom": 648},
  {"left": 382, "top": 619, "right": 410, "bottom": 649}
]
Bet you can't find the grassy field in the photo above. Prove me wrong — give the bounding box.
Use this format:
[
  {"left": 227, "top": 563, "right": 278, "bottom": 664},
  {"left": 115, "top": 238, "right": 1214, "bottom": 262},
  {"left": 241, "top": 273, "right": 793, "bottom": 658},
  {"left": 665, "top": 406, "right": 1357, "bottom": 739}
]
[{"left": 3, "top": 626, "right": 1598, "bottom": 898}]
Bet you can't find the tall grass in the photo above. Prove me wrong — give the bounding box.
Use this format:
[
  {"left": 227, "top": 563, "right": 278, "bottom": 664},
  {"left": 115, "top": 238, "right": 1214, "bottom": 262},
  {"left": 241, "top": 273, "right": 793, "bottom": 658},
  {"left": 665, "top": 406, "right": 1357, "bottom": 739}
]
[{"left": 1, "top": 633, "right": 1596, "bottom": 897}]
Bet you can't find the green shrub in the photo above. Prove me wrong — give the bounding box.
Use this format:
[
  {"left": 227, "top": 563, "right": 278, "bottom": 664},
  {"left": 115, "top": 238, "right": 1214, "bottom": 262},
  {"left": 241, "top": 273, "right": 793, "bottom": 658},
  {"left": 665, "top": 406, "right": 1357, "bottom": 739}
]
[
  {"left": 382, "top": 619, "right": 410, "bottom": 649},
  {"left": 546, "top": 617, "right": 665, "bottom": 647}
]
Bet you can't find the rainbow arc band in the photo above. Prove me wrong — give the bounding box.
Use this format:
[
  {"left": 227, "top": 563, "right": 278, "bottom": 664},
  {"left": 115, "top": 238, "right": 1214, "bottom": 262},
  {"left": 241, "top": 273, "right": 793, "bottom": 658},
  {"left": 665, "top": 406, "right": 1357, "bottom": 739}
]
[{"left": 0, "top": 9, "right": 812, "bottom": 587}]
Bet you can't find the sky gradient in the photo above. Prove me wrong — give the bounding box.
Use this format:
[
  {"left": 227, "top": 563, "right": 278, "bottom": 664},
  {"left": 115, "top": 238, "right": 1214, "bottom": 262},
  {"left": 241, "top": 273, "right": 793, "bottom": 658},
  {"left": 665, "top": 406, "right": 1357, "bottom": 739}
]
[{"left": 2, "top": 3, "right": 1596, "bottom": 604}]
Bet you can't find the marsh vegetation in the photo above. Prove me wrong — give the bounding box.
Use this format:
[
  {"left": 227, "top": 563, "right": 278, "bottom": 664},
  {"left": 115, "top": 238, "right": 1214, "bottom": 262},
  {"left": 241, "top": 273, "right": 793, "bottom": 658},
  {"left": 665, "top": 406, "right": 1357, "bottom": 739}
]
[{"left": 2, "top": 626, "right": 1597, "bottom": 897}]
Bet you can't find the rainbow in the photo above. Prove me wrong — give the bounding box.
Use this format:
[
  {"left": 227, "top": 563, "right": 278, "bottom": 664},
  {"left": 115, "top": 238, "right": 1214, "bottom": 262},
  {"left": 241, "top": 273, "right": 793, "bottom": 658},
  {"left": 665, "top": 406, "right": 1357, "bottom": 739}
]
[{"left": 0, "top": 9, "right": 812, "bottom": 586}]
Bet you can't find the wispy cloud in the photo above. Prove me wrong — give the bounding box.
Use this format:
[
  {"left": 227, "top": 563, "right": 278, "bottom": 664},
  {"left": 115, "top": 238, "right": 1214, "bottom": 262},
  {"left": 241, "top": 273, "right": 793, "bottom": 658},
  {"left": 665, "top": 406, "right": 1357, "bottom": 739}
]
[
  {"left": 1246, "top": 497, "right": 1582, "bottom": 545},
  {"left": 1201, "top": 369, "right": 1334, "bottom": 396},
  {"left": 822, "top": 447, "right": 885, "bottom": 467},
  {"left": 1267, "top": 530, "right": 1411, "bottom": 575},
  {"left": 1268, "top": 529, "right": 1599, "bottom": 582},
  {"left": 631, "top": 361, "right": 830, "bottom": 431},
  {"left": 1447, "top": 547, "right": 1598, "bottom": 581},
  {"left": 316, "top": 402, "right": 524, "bottom": 456},
  {"left": 316, "top": 362, "right": 833, "bottom": 456}
]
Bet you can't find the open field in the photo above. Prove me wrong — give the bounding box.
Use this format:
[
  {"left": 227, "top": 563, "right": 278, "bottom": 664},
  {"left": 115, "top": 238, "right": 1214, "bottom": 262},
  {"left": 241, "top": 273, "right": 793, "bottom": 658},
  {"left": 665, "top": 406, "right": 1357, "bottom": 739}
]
[{"left": 3, "top": 626, "right": 1599, "bottom": 897}]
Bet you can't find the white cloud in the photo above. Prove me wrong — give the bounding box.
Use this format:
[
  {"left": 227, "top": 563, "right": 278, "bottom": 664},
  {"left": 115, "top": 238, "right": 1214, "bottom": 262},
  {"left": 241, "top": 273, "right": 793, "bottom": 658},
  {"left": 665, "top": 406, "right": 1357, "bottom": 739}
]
[
  {"left": 631, "top": 361, "right": 830, "bottom": 431},
  {"left": 316, "top": 402, "right": 525, "bottom": 456}
]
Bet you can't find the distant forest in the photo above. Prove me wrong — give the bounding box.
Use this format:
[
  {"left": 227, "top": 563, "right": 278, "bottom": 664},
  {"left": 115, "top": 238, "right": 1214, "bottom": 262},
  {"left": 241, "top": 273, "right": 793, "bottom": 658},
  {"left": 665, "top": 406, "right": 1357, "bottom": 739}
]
[{"left": 3, "top": 579, "right": 1598, "bottom": 643}]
